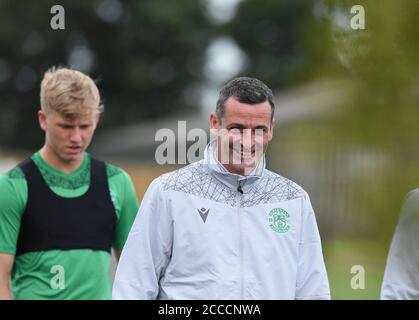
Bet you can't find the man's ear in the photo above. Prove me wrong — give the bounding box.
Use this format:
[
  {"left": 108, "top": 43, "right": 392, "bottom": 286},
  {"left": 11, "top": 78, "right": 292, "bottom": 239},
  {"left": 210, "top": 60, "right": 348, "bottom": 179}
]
[
  {"left": 209, "top": 112, "right": 220, "bottom": 138},
  {"left": 38, "top": 110, "right": 47, "bottom": 131},
  {"left": 210, "top": 112, "right": 219, "bottom": 129},
  {"left": 268, "top": 118, "right": 276, "bottom": 141}
]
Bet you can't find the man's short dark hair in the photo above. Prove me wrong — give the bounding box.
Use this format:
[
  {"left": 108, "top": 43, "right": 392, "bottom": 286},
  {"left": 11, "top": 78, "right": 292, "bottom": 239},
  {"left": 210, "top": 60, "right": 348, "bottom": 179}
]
[{"left": 216, "top": 77, "right": 275, "bottom": 121}]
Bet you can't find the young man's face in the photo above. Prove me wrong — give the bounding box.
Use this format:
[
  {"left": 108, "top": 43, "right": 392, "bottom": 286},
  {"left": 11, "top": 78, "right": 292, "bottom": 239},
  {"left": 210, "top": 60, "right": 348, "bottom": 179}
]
[
  {"left": 38, "top": 110, "right": 99, "bottom": 164},
  {"left": 210, "top": 96, "right": 275, "bottom": 176}
]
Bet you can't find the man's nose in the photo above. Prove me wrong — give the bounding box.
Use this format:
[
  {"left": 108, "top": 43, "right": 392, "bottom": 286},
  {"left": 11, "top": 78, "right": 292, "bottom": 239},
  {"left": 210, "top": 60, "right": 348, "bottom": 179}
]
[
  {"left": 70, "top": 127, "right": 82, "bottom": 142},
  {"left": 240, "top": 130, "right": 254, "bottom": 150}
]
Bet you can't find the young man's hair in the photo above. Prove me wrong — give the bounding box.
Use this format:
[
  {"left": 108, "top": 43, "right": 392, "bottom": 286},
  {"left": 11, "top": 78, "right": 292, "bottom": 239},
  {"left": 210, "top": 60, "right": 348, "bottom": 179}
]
[
  {"left": 216, "top": 77, "right": 275, "bottom": 121},
  {"left": 40, "top": 67, "right": 103, "bottom": 117}
]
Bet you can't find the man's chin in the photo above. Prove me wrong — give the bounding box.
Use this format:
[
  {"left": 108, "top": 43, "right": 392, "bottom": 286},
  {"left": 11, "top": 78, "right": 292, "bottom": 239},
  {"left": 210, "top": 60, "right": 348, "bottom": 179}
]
[
  {"left": 60, "top": 152, "right": 84, "bottom": 162},
  {"left": 242, "top": 164, "right": 257, "bottom": 176},
  {"left": 226, "top": 162, "right": 257, "bottom": 176}
]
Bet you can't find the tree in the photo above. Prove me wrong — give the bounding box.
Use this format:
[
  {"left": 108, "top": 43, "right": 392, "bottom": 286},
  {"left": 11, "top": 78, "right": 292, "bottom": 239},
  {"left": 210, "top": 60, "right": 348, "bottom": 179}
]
[{"left": 0, "top": 0, "right": 211, "bottom": 149}]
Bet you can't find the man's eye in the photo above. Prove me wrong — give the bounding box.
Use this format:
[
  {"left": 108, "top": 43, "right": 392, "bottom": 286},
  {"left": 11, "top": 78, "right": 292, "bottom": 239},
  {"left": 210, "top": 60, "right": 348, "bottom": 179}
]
[{"left": 255, "top": 129, "right": 266, "bottom": 135}]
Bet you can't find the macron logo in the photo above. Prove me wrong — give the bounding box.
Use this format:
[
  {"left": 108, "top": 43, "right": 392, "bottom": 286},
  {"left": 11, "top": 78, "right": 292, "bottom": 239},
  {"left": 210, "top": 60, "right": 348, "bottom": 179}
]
[{"left": 197, "top": 208, "right": 210, "bottom": 223}]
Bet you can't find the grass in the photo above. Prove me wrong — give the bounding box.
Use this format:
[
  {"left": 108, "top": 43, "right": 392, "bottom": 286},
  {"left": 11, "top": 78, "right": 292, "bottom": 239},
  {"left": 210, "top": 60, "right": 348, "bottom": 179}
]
[{"left": 323, "top": 238, "right": 389, "bottom": 300}]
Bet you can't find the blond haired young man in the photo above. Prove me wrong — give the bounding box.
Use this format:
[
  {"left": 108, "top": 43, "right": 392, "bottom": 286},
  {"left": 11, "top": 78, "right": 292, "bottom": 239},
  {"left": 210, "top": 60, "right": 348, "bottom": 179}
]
[{"left": 0, "top": 67, "right": 139, "bottom": 299}]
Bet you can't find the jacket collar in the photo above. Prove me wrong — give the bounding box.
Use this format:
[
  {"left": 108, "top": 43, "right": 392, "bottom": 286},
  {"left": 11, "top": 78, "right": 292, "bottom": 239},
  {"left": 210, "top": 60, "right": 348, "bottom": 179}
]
[{"left": 203, "top": 139, "right": 265, "bottom": 193}]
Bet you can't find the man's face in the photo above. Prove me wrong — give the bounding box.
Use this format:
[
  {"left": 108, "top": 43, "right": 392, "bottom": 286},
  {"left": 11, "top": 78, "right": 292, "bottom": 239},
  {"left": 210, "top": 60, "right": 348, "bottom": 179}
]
[
  {"left": 210, "top": 97, "right": 275, "bottom": 175},
  {"left": 39, "top": 110, "right": 99, "bottom": 164}
]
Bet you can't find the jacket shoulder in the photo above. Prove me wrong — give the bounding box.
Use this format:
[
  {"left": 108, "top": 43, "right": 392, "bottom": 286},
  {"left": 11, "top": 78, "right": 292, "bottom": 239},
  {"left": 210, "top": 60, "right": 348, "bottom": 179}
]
[
  {"left": 157, "top": 161, "right": 240, "bottom": 205},
  {"left": 251, "top": 169, "right": 307, "bottom": 203},
  {"left": 158, "top": 160, "right": 207, "bottom": 191}
]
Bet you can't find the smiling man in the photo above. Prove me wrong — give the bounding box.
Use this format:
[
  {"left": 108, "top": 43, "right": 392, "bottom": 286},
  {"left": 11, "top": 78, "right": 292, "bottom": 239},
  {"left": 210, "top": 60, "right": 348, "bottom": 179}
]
[
  {"left": 0, "top": 67, "right": 139, "bottom": 299},
  {"left": 113, "top": 77, "right": 330, "bottom": 300}
]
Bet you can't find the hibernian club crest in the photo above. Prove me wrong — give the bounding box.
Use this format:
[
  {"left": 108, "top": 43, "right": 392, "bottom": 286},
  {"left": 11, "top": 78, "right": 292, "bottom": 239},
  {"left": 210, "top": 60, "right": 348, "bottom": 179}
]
[{"left": 268, "top": 208, "right": 290, "bottom": 233}]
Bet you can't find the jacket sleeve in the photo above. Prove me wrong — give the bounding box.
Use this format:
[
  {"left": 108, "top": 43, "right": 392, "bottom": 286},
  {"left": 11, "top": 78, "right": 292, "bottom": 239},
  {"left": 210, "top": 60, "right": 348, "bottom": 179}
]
[
  {"left": 295, "top": 192, "right": 331, "bottom": 300},
  {"left": 112, "top": 178, "right": 173, "bottom": 300},
  {"left": 381, "top": 189, "right": 419, "bottom": 300}
]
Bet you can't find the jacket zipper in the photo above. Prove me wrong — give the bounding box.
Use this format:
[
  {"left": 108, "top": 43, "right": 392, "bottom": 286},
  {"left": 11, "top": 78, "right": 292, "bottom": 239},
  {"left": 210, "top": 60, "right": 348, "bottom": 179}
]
[{"left": 237, "top": 180, "right": 244, "bottom": 299}]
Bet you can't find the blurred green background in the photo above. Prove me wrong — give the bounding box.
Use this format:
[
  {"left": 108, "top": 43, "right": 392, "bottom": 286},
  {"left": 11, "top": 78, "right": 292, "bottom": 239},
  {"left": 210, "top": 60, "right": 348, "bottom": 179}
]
[{"left": 1, "top": 0, "right": 419, "bottom": 299}]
